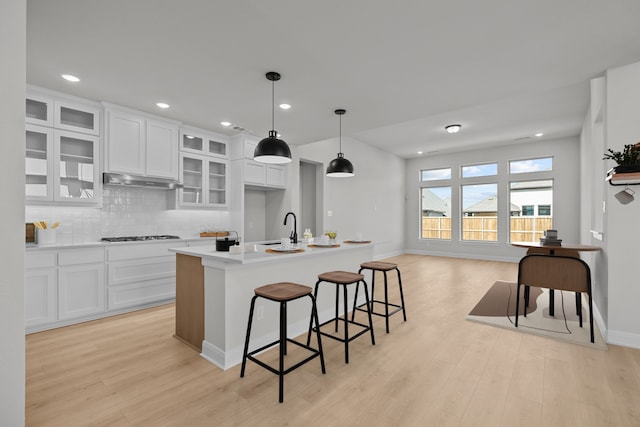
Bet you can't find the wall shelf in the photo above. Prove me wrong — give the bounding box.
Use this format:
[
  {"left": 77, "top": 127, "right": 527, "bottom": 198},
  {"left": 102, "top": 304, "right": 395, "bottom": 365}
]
[{"left": 606, "top": 170, "right": 640, "bottom": 186}]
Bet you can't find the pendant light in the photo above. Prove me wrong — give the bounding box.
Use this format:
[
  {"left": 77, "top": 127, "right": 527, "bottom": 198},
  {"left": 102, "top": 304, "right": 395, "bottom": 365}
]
[
  {"left": 326, "top": 108, "right": 354, "bottom": 177},
  {"left": 253, "top": 71, "right": 292, "bottom": 164}
]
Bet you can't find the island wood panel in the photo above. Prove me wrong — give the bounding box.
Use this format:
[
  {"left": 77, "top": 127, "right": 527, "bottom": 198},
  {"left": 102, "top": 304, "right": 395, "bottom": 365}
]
[{"left": 174, "top": 253, "right": 204, "bottom": 351}]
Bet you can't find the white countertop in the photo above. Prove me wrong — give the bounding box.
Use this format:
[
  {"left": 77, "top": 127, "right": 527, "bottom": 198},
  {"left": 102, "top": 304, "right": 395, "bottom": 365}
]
[
  {"left": 25, "top": 236, "right": 216, "bottom": 251},
  {"left": 169, "top": 241, "right": 374, "bottom": 265}
]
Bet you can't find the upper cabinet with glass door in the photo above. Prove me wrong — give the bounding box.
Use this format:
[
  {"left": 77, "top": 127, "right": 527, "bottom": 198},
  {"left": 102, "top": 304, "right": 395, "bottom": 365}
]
[
  {"left": 25, "top": 87, "right": 102, "bottom": 206},
  {"left": 176, "top": 126, "right": 229, "bottom": 209},
  {"left": 26, "top": 86, "right": 100, "bottom": 136},
  {"left": 179, "top": 126, "right": 228, "bottom": 159}
]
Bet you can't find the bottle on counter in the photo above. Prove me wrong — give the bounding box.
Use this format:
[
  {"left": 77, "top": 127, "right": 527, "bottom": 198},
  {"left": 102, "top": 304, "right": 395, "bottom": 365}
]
[{"left": 303, "top": 228, "right": 312, "bottom": 239}]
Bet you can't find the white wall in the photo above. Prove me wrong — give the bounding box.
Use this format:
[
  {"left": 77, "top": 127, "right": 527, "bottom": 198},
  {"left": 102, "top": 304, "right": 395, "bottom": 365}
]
[
  {"left": 296, "top": 136, "right": 406, "bottom": 259},
  {"left": 602, "top": 61, "right": 640, "bottom": 347},
  {"left": 0, "top": 0, "right": 26, "bottom": 424},
  {"left": 405, "top": 138, "right": 581, "bottom": 261}
]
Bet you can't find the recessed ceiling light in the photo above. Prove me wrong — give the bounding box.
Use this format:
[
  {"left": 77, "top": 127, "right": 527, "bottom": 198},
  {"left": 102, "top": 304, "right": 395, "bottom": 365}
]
[
  {"left": 535, "top": 132, "right": 544, "bottom": 137},
  {"left": 220, "top": 121, "right": 231, "bottom": 127},
  {"left": 445, "top": 124, "right": 461, "bottom": 134},
  {"left": 156, "top": 102, "right": 170, "bottom": 109},
  {"left": 417, "top": 151, "right": 423, "bottom": 155},
  {"left": 61, "top": 74, "right": 80, "bottom": 82},
  {"left": 279, "top": 103, "right": 291, "bottom": 110}
]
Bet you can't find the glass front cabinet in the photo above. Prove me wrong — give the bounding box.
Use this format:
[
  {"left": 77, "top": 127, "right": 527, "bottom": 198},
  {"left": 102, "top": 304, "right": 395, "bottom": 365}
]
[
  {"left": 178, "top": 153, "right": 228, "bottom": 208},
  {"left": 25, "top": 88, "right": 101, "bottom": 205}
]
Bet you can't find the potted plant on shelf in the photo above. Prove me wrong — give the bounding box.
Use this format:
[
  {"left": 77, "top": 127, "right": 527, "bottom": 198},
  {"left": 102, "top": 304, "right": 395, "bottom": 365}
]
[{"left": 603, "top": 143, "right": 640, "bottom": 173}]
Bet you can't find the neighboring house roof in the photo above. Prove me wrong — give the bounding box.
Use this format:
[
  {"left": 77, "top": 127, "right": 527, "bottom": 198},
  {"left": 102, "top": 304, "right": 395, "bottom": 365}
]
[
  {"left": 464, "top": 196, "right": 520, "bottom": 214},
  {"left": 422, "top": 190, "right": 450, "bottom": 216}
]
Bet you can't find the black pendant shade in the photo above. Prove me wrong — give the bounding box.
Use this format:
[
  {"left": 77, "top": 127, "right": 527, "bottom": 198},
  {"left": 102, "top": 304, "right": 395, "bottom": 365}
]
[
  {"left": 326, "top": 108, "right": 354, "bottom": 177},
  {"left": 254, "top": 71, "right": 292, "bottom": 164}
]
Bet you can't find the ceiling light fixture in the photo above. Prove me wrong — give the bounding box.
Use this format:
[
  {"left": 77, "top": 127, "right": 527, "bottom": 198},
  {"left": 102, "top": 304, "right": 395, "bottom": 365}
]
[
  {"left": 61, "top": 74, "right": 80, "bottom": 82},
  {"left": 279, "top": 103, "right": 291, "bottom": 110},
  {"left": 445, "top": 124, "right": 461, "bottom": 134},
  {"left": 156, "top": 102, "right": 170, "bottom": 109},
  {"left": 326, "top": 109, "right": 354, "bottom": 177},
  {"left": 535, "top": 132, "right": 544, "bottom": 137},
  {"left": 253, "top": 71, "right": 292, "bottom": 164},
  {"left": 220, "top": 121, "right": 231, "bottom": 127}
]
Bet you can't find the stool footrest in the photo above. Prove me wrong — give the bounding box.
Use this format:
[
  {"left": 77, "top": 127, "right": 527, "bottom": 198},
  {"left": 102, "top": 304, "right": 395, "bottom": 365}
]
[
  {"left": 355, "top": 300, "right": 404, "bottom": 318},
  {"left": 246, "top": 338, "right": 322, "bottom": 377},
  {"left": 312, "top": 317, "right": 373, "bottom": 344}
]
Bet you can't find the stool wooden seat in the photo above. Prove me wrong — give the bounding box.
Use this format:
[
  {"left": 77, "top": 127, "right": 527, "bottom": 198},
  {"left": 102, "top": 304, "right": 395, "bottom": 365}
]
[
  {"left": 307, "top": 271, "right": 375, "bottom": 364},
  {"left": 241, "top": 282, "right": 325, "bottom": 403},
  {"left": 353, "top": 261, "right": 407, "bottom": 333}
]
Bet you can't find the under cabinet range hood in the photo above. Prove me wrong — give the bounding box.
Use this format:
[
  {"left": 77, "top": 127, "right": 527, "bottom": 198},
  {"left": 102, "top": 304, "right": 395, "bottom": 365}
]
[{"left": 102, "top": 173, "right": 183, "bottom": 190}]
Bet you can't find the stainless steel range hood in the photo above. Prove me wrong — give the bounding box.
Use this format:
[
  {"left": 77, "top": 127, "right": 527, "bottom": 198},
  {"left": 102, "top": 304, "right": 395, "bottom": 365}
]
[{"left": 103, "top": 173, "right": 183, "bottom": 190}]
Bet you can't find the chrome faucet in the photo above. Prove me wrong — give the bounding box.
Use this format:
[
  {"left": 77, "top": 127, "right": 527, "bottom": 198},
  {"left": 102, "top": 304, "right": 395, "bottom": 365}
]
[{"left": 284, "top": 212, "right": 297, "bottom": 244}]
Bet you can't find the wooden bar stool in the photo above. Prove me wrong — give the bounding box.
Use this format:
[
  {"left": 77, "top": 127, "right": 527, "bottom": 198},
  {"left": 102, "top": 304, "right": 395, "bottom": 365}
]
[
  {"left": 240, "top": 282, "right": 325, "bottom": 403},
  {"left": 353, "top": 261, "right": 407, "bottom": 333},
  {"left": 307, "top": 271, "right": 375, "bottom": 364}
]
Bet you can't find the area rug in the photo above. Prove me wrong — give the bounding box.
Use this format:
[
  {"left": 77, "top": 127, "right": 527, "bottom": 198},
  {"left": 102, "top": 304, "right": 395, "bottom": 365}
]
[{"left": 466, "top": 281, "right": 607, "bottom": 350}]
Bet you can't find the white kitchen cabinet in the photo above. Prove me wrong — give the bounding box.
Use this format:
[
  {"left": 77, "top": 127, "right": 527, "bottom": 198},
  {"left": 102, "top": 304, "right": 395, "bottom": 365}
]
[
  {"left": 25, "top": 87, "right": 102, "bottom": 206},
  {"left": 25, "top": 251, "right": 58, "bottom": 329},
  {"left": 25, "top": 92, "right": 54, "bottom": 127},
  {"left": 180, "top": 126, "right": 228, "bottom": 159},
  {"left": 25, "top": 125, "right": 101, "bottom": 204},
  {"left": 58, "top": 263, "right": 105, "bottom": 320},
  {"left": 177, "top": 153, "right": 229, "bottom": 208},
  {"left": 25, "top": 247, "right": 105, "bottom": 331},
  {"left": 53, "top": 99, "right": 100, "bottom": 136},
  {"left": 104, "top": 105, "right": 179, "bottom": 179},
  {"left": 106, "top": 241, "right": 185, "bottom": 311},
  {"left": 244, "top": 159, "right": 286, "bottom": 188},
  {"left": 57, "top": 248, "right": 105, "bottom": 321},
  {"left": 26, "top": 88, "right": 100, "bottom": 135}
]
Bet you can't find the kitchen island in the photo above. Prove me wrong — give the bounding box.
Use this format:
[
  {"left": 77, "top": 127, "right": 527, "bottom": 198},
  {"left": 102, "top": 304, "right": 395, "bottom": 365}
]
[{"left": 169, "top": 241, "right": 374, "bottom": 370}]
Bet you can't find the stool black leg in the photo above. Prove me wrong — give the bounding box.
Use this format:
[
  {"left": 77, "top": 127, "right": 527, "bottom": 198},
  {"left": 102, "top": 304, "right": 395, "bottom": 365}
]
[
  {"left": 396, "top": 267, "right": 407, "bottom": 321},
  {"left": 279, "top": 301, "right": 286, "bottom": 403},
  {"left": 306, "top": 281, "right": 321, "bottom": 346},
  {"left": 334, "top": 285, "right": 340, "bottom": 332},
  {"left": 351, "top": 280, "right": 360, "bottom": 322},
  {"left": 241, "top": 295, "right": 259, "bottom": 377},
  {"left": 361, "top": 279, "right": 375, "bottom": 345},
  {"left": 383, "top": 270, "right": 390, "bottom": 333},
  {"left": 308, "top": 294, "right": 326, "bottom": 374},
  {"left": 342, "top": 283, "right": 350, "bottom": 363}
]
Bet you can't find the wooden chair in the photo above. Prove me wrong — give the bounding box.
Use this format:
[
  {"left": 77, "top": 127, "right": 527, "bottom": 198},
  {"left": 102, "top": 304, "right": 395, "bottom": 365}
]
[
  {"left": 524, "top": 247, "right": 581, "bottom": 316},
  {"left": 515, "top": 254, "right": 594, "bottom": 343}
]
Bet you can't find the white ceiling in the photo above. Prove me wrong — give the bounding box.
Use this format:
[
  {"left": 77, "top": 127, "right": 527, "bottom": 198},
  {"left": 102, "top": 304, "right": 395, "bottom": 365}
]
[{"left": 26, "top": 0, "right": 640, "bottom": 159}]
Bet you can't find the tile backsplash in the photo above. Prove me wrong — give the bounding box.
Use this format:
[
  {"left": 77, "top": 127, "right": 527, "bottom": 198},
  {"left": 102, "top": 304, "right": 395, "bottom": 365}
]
[{"left": 25, "top": 188, "right": 232, "bottom": 244}]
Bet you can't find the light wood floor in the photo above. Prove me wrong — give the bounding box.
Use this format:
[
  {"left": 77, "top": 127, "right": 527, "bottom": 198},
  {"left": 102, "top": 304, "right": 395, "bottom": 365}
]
[{"left": 26, "top": 254, "right": 640, "bottom": 426}]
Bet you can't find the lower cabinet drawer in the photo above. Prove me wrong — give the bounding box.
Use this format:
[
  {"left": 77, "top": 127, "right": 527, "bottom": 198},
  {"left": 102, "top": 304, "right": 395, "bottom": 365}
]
[
  {"left": 108, "top": 255, "right": 175, "bottom": 286},
  {"left": 108, "top": 278, "right": 175, "bottom": 311}
]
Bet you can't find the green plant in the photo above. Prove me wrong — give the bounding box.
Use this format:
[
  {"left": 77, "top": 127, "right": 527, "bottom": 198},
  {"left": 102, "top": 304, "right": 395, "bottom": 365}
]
[{"left": 603, "top": 143, "right": 640, "bottom": 165}]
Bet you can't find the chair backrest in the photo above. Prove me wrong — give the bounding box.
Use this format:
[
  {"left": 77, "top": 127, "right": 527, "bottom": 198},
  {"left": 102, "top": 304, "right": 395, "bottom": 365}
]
[
  {"left": 518, "top": 254, "right": 591, "bottom": 293},
  {"left": 526, "top": 247, "right": 580, "bottom": 258}
]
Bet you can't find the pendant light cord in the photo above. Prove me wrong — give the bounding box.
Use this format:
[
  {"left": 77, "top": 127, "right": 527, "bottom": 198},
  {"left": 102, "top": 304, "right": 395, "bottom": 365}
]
[
  {"left": 339, "top": 113, "right": 342, "bottom": 153},
  {"left": 271, "top": 79, "right": 275, "bottom": 131}
]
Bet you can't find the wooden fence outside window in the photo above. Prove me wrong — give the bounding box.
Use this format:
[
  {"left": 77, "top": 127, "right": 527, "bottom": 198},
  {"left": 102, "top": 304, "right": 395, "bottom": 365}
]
[{"left": 421, "top": 216, "right": 553, "bottom": 242}]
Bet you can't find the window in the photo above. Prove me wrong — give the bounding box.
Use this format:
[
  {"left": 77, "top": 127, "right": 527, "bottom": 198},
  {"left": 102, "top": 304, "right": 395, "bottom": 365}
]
[
  {"left": 509, "top": 180, "right": 553, "bottom": 242},
  {"left": 538, "top": 205, "right": 551, "bottom": 216},
  {"left": 421, "top": 168, "right": 451, "bottom": 181},
  {"left": 461, "top": 183, "right": 497, "bottom": 241},
  {"left": 509, "top": 157, "right": 553, "bottom": 174},
  {"left": 421, "top": 187, "right": 451, "bottom": 240},
  {"left": 461, "top": 162, "right": 497, "bottom": 178},
  {"left": 521, "top": 205, "right": 534, "bottom": 216}
]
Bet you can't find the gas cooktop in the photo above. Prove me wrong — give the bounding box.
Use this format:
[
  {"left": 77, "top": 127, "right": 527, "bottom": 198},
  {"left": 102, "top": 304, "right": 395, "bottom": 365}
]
[{"left": 101, "top": 235, "right": 181, "bottom": 242}]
